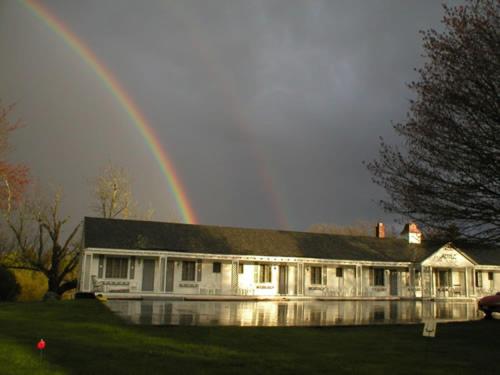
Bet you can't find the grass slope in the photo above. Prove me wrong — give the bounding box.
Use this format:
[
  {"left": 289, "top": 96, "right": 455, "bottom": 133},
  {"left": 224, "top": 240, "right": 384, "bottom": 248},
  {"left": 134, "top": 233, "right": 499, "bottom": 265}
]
[{"left": 0, "top": 300, "right": 497, "bottom": 375}]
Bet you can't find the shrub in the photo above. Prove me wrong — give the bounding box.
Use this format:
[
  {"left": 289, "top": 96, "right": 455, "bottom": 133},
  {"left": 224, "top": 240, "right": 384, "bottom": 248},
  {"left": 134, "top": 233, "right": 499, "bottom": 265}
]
[
  {"left": 0, "top": 265, "right": 20, "bottom": 301},
  {"left": 13, "top": 269, "right": 47, "bottom": 301}
]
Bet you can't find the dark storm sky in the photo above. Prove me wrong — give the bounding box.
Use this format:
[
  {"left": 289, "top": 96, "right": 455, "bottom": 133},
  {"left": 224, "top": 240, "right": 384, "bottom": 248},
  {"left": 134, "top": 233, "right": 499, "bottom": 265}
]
[{"left": 0, "top": 0, "right": 461, "bottom": 231}]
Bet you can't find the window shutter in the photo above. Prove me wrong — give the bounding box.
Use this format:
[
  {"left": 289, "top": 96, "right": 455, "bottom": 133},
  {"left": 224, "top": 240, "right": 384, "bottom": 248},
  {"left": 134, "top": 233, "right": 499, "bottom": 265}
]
[
  {"left": 369, "top": 269, "right": 374, "bottom": 286},
  {"left": 98, "top": 255, "right": 104, "bottom": 278},
  {"left": 196, "top": 260, "right": 202, "bottom": 282},
  {"left": 254, "top": 264, "right": 259, "bottom": 283},
  {"left": 322, "top": 266, "right": 327, "bottom": 285}
]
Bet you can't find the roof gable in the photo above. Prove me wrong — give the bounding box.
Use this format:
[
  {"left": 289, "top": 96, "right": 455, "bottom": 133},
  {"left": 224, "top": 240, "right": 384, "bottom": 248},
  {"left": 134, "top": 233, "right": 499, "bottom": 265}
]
[{"left": 421, "top": 243, "right": 476, "bottom": 267}]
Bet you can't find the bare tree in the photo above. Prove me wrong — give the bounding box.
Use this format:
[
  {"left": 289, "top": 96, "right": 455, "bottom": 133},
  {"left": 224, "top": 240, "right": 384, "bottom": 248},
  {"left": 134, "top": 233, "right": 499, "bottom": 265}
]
[
  {"left": 367, "top": 0, "right": 500, "bottom": 243},
  {"left": 91, "top": 163, "right": 153, "bottom": 219},
  {"left": 3, "top": 190, "right": 81, "bottom": 297}
]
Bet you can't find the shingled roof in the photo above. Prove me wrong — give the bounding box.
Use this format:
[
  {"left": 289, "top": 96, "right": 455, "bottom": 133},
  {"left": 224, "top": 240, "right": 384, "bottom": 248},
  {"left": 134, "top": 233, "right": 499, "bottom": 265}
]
[
  {"left": 83, "top": 217, "right": 500, "bottom": 265},
  {"left": 451, "top": 245, "right": 500, "bottom": 266},
  {"left": 84, "top": 217, "right": 439, "bottom": 262}
]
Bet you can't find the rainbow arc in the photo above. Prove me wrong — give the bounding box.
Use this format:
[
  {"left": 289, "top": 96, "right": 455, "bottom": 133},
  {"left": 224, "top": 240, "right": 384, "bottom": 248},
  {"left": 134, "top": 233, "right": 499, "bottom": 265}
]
[{"left": 23, "top": 0, "right": 197, "bottom": 224}]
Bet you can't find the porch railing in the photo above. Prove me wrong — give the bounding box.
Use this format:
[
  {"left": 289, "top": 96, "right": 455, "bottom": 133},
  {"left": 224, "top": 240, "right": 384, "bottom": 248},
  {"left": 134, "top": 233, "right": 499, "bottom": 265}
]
[
  {"left": 199, "top": 287, "right": 223, "bottom": 295},
  {"left": 322, "top": 287, "right": 356, "bottom": 297},
  {"left": 435, "top": 286, "right": 466, "bottom": 298},
  {"left": 475, "top": 288, "right": 498, "bottom": 297},
  {"left": 91, "top": 276, "right": 137, "bottom": 292}
]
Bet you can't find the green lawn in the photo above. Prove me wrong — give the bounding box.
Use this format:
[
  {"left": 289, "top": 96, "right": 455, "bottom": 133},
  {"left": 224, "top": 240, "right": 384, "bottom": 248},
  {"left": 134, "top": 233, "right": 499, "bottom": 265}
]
[{"left": 0, "top": 300, "right": 497, "bottom": 375}]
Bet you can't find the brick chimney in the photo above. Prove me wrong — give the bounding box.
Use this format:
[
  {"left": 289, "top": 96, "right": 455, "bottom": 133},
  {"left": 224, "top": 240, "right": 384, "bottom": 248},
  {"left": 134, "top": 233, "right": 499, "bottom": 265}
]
[
  {"left": 400, "top": 222, "right": 422, "bottom": 244},
  {"left": 375, "top": 222, "right": 385, "bottom": 239}
]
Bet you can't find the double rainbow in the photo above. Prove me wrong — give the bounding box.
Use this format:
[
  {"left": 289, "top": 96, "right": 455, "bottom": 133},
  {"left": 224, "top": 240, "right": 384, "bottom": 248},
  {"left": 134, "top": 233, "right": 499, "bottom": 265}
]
[{"left": 22, "top": 0, "right": 197, "bottom": 224}]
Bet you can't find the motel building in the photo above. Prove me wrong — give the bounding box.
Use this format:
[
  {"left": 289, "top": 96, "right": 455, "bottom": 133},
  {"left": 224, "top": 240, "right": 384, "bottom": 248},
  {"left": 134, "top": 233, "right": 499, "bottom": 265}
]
[{"left": 78, "top": 217, "right": 500, "bottom": 301}]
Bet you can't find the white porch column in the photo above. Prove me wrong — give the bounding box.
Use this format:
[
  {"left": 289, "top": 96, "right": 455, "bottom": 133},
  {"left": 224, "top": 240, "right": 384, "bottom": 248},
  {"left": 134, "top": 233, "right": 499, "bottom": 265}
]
[
  {"left": 297, "top": 263, "right": 304, "bottom": 295},
  {"left": 354, "top": 265, "right": 359, "bottom": 296},
  {"left": 409, "top": 265, "right": 416, "bottom": 298},
  {"left": 82, "top": 252, "right": 93, "bottom": 292},
  {"left": 359, "top": 265, "right": 364, "bottom": 297},
  {"left": 355, "top": 265, "right": 359, "bottom": 296},
  {"left": 464, "top": 267, "right": 469, "bottom": 297},
  {"left": 153, "top": 257, "right": 162, "bottom": 292},
  {"left": 231, "top": 260, "right": 239, "bottom": 295},
  {"left": 159, "top": 256, "right": 167, "bottom": 293},
  {"left": 472, "top": 267, "right": 476, "bottom": 296},
  {"left": 429, "top": 267, "right": 433, "bottom": 297}
]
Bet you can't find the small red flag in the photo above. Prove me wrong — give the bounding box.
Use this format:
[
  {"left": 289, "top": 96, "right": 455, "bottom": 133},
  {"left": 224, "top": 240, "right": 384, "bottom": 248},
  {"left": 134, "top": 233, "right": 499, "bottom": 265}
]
[{"left": 37, "top": 339, "right": 46, "bottom": 350}]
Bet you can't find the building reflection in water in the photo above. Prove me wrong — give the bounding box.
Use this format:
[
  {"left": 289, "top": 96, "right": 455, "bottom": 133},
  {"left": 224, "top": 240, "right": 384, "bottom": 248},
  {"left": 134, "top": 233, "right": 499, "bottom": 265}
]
[{"left": 107, "top": 300, "right": 484, "bottom": 327}]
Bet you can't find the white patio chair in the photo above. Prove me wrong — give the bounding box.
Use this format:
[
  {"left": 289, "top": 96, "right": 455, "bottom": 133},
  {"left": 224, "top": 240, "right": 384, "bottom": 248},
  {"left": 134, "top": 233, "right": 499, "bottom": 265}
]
[{"left": 91, "top": 275, "right": 104, "bottom": 292}]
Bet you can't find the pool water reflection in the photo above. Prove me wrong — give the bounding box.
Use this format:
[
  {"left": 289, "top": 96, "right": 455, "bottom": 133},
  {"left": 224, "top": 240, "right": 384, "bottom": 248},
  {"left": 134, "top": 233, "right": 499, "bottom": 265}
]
[{"left": 106, "top": 300, "right": 485, "bottom": 326}]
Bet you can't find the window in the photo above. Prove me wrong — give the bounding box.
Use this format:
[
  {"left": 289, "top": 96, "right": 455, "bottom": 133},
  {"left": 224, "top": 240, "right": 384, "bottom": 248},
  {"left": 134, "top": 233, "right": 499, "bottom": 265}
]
[
  {"left": 105, "top": 257, "right": 128, "bottom": 279},
  {"left": 311, "top": 266, "right": 322, "bottom": 285},
  {"left": 488, "top": 272, "right": 494, "bottom": 281},
  {"left": 438, "top": 270, "right": 450, "bottom": 287},
  {"left": 374, "top": 269, "right": 385, "bottom": 286},
  {"left": 182, "top": 261, "right": 196, "bottom": 281},
  {"left": 336, "top": 268, "right": 343, "bottom": 278},
  {"left": 213, "top": 262, "right": 221, "bottom": 273},
  {"left": 475, "top": 271, "right": 483, "bottom": 288},
  {"left": 259, "top": 264, "right": 272, "bottom": 283},
  {"left": 238, "top": 263, "right": 244, "bottom": 274}
]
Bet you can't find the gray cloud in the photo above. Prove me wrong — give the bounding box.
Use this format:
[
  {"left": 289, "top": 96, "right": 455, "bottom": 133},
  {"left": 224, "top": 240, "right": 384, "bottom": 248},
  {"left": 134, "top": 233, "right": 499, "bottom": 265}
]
[{"left": 0, "top": 0, "right": 462, "bottom": 230}]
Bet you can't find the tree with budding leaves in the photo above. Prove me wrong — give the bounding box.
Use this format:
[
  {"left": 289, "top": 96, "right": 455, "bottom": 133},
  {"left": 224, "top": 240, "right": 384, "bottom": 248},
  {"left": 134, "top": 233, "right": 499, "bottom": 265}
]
[
  {"left": 367, "top": 0, "right": 500, "bottom": 244},
  {"left": 0, "top": 102, "right": 29, "bottom": 214}
]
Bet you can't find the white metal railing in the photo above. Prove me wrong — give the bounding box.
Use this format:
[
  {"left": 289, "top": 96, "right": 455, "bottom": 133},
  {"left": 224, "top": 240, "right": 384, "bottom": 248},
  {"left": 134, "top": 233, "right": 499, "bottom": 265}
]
[
  {"left": 435, "top": 286, "right": 467, "bottom": 298},
  {"left": 199, "top": 287, "right": 222, "bottom": 295},
  {"left": 237, "top": 288, "right": 255, "bottom": 296},
  {"left": 322, "top": 287, "right": 355, "bottom": 297},
  {"left": 475, "top": 288, "right": 497, "bottom": 297},
  {"left": 91, "top": 276, "right": 136, "bottom": 292}
]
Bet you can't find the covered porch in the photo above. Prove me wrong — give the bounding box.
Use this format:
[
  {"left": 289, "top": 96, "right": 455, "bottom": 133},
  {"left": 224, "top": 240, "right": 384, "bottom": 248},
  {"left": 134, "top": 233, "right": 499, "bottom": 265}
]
[
  {"left": 419, "top": 244, "right": 487, "bottom": 299},
  {"left": 80, "top": 249, "right": 419, "bottom": 300}
]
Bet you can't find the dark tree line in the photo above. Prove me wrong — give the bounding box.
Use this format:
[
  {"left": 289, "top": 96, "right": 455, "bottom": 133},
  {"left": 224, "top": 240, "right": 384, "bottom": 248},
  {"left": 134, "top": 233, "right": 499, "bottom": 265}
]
[{"left": 368, "top": 0, "right": 500, "bottom": 243}]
